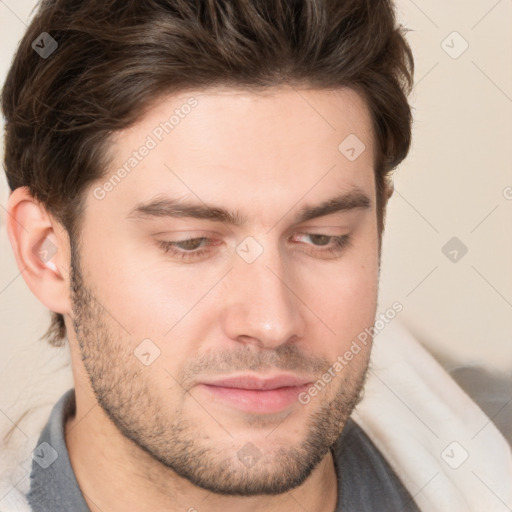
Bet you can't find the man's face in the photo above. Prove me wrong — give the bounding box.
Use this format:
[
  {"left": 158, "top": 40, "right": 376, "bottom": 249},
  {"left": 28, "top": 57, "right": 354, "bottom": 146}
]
[{"left": 68, "top": 86, "right": 380, "bottom": 495}]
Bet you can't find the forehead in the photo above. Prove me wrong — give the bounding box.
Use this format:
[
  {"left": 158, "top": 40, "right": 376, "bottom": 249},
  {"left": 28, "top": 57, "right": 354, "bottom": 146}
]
[
  {"left": 91, "top": 85, "right": 376, "bottom": 222},
  {"left": 127, "top": 85, "right": 374, "bottom": 148}
]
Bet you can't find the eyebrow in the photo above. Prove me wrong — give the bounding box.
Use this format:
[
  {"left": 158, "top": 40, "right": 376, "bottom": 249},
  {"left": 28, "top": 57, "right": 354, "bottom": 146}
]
[{"left": 126, "top": 188, "right": 371, "bottom": 226}]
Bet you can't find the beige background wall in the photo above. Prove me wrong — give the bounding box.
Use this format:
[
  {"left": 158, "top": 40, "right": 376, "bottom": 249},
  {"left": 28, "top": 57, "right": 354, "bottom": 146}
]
[{"left": 1, "top": 1, "right": 511, "bottom": 370}]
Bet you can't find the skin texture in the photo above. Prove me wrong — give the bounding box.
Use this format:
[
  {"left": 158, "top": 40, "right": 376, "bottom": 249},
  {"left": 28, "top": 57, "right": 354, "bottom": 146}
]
[{"left": 7, "top": 85, "right": 386, "bottom": 512}]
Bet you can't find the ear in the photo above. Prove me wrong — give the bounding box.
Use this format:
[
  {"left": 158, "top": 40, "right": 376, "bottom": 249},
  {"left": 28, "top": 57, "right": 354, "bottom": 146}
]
[
  {"left": 385, "top": 179, "right": 394, "bottom": 201},
  {"left": 6, "top": 186, "right": 72, "bottom": 316}
]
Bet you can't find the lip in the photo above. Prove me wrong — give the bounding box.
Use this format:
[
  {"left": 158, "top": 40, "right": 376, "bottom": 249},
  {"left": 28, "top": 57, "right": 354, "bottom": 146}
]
[
  {"left": 197, "top": 374, "right": 313, "bottom": 414},
  {"left": 200, "top": 374, "right": 313, "bottom": 390}
]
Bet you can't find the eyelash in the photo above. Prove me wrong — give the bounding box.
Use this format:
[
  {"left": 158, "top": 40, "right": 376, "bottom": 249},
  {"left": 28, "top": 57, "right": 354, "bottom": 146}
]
[{"left": 157, "top": 233, "right": 352, "bottom": 261}]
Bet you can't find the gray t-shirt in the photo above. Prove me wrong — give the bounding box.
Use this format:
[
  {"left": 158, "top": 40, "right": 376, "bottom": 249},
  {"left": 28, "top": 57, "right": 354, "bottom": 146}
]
[{"left": 27, "top": 388, "right": 420, "bottom": 511}]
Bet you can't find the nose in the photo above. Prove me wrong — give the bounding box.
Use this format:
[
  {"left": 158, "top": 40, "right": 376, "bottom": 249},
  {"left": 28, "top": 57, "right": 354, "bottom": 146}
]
[{"left": 221, "top": 239, "right": 307, "bottom": 350}]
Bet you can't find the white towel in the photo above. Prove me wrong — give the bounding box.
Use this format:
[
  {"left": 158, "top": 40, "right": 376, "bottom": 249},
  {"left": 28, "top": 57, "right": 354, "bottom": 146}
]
[{"left": 354, "top": 320, "right": 512, "bottom": 511}]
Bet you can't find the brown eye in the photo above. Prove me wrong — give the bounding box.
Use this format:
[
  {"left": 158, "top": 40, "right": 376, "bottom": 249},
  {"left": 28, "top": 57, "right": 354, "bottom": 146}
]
[
  {"left": 291, "top": 233, "right": 352, "bottom": 259},
  {"left": 157, "top": 237, "right": 219, "bottom": 261}
]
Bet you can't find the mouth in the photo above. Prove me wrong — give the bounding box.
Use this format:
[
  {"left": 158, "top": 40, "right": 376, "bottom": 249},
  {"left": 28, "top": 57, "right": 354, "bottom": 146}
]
[{"left": 196, "top": 374, "right": 313, "bottom": 414}]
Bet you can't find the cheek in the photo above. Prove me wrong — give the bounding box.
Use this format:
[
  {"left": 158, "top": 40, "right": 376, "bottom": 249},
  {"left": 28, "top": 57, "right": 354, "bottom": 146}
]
[
  {"left": 296, "top": 234, "right": 379, "bottom": 333},
  {"left": 336, "top": 266, "right": 378, "bottom": 334},
  {"left": 77, "top": 233, "right": 177, "bottom": 336},
  {"left": 310, "top": 266, "right": 378, "bottom": 347}
]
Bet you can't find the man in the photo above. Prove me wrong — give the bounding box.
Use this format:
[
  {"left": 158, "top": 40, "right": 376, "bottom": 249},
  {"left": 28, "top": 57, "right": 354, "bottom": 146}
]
[{"left": 2, "top": 0, "right": 508, "bottom": 511}]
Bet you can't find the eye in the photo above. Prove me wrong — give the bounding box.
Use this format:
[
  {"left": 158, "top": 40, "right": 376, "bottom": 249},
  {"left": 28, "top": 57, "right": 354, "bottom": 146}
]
[
  {"left": 296, "top": 233, "right": 333, "bottom": 247},
  {"left": 291, "top": 233, "right": 352, "bottom": 258},
  {"left": 158, "top": 237, "right": 217, "bottom": 260},
  {"left": 157, "top": 233, "right": 352, "bottom": 262}
]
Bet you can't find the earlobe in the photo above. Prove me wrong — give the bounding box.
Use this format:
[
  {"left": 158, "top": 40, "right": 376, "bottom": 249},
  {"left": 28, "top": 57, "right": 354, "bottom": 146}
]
[
  {"left": 385, "top": 180, "right": 395, "bottom": 200},
  {"left": 6, "top": 186, "right": 72, "bottom": 316}
]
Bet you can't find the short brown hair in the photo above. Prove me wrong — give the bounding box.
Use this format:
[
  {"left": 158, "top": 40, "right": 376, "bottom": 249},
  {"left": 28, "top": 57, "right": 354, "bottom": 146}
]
[{"left": 1, "top": 0, "right": 414, "bottom": 347}]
